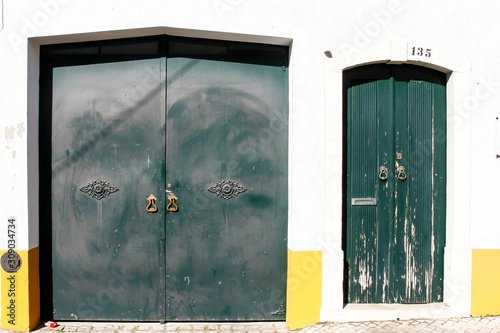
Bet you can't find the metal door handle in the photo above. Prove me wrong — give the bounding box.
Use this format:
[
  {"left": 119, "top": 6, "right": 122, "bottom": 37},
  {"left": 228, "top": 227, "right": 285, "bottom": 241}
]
[
  {"left": 397, "top": 166, "right": 407, "bottom": 181},
  {"left": 379, "top": 166, "right": 388, "bottom": 181},
  {"left": 146, "top": 194, "right": 158, "bottom": 213},
  {"left": 167, "top": 194, "right": 179, "bottom": 212}
]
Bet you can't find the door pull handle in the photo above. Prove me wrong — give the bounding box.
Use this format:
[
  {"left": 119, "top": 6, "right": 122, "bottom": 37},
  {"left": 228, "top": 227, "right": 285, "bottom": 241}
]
[
  {"left": 146, "top": 194, "right": 159, "bottom": 213},
  {"left": 167, "top": 194, "right": 179, "bottom": 213},
  {"left": 397, "top": 166, "right": 407, "bottom": 181}
]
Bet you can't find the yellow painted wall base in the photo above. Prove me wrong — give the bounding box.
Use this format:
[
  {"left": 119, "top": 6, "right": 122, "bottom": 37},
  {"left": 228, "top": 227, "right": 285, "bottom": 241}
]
[
  {"left": 1, "top": 247, "right": 40, "bottom": 331},
  {"left": 471, "top": 249, "right": 500, "bottom": 317},
  {"left": 286, "top": 249, "right": 322, "bottom": 330}
]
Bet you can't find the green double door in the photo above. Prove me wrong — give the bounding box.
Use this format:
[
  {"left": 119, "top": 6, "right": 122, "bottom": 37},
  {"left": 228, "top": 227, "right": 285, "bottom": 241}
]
[
  {"left": 345, "top": 65, "right": 446, "bottom": 304},
  {"left": 49, "top": 41, "right": 288, "bottom": 321}
]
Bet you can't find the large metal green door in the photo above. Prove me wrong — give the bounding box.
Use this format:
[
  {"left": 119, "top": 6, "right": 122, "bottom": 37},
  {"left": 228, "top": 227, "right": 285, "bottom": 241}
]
[
  {"left": 49, "top": 38, "right": 288, "bottom": 321},
  {"left": 51, "top": 58, "right": 166, "bottom": 320},
  {"left": 345, "top": 65, "right": 446, "bottom": 303},
  {"left": 164, "top": 58, "right": 288, "bottom": 320}
]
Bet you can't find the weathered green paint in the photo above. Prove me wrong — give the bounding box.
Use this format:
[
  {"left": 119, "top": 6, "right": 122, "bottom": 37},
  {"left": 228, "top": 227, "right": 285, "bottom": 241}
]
[
  {"left": 165, "top": 58, "right": 288, "bottom": 320},
  {"left": 47, "top": 36, "right": 288, "bottom": 321},
  {"left": 345, "top": 65, "right": 446, "bottom": 304},
  {"left": 51, "top": 58, "right": 166, "bottom": 320}
]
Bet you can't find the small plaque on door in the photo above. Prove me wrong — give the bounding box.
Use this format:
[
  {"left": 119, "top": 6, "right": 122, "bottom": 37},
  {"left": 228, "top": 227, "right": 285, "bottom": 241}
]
[
  {"left": 397, "top": 152, "right": 403, "bottom": 160},
  {"left": 351, "top": 198, "right": 377, "bottom": 206}
]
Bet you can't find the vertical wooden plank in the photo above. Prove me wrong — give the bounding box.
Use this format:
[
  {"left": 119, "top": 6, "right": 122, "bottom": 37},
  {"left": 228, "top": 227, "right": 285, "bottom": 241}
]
[
  {"left": 405, "top": 78, "right": 445, "bottom": 303},
  {"left": 375, "top": 78, "right": 395, "bottom": 303},
  {"left": 393, "top": 78, "right": 409, "bottom": 303},
  {"left": 347, "top": 81, "right": 378, "bottom": 303},
  {"left": 431, "top": 82, "right": 446, "bottom": 302}
]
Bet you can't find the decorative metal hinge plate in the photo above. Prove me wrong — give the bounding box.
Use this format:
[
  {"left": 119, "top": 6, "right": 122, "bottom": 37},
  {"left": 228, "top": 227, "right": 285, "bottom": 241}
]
[
  {"left": 207, "top": 178, "right": 247, "bottom": 200},
  {"left": 80, "top": 178, "right": 119, "bottom": 200}
]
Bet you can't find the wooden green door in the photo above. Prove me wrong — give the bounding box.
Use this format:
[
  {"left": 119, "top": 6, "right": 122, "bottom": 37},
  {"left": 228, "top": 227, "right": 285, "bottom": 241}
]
[
  {"left": 345, "top": 65, "right": 446, "bottom": 304},
  {"left": 47, "top": 37, "right": 288, "bottom": 321}
]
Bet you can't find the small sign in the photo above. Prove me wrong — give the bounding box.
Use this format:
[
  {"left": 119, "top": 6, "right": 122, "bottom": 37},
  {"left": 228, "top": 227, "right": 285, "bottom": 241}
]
[
  {"left": 408, "top": 46, "right": 432, "bottom": 58},
  {"left": 397, "top": 152, "right": 403, "bottom": 160},
  {"left": 1, "top": 251, "right": 22, "bottom": 273}
]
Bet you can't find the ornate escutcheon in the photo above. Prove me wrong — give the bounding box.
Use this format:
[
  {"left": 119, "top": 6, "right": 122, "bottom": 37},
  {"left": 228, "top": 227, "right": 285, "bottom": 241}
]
[
  {"left": 80, "top": 178, "right": 119, "bottom": 200},
  {"left": 207, "top": 178, "right": 247, "bottom": 200},
  {"left": 146, "top": 194, "right": 158, "bottom": 213},
  {"left": 167, "top": 194, "right": 179, "bottom": 213}
]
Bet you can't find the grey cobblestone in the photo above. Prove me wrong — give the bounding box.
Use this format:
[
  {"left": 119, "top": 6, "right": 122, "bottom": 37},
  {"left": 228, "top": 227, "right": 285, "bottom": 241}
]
[{"left": 1, "top": 316, "right": 500, "bottom": 333}]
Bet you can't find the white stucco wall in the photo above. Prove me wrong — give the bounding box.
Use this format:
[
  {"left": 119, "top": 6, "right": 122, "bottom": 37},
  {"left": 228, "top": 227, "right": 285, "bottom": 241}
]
[{"left": 0, "top": 0, "right": 499, "bottom": 324}]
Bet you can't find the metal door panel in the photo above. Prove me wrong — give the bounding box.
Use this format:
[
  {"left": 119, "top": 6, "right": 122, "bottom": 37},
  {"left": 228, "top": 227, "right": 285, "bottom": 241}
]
[
  {"left": 48, "top": 40, "right": 288, "bottom": 321},
  {"left": 51, "top": 58, "right": 166, "bottom": 320},
  {"left": 165, "top": 58, "right": 288, "bottom": 320}
]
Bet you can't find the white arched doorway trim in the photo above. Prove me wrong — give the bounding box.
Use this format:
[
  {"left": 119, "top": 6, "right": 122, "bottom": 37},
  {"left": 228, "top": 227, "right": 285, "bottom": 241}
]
[{"left": 322, "top": 40, "right": 472, "bottom": 321}]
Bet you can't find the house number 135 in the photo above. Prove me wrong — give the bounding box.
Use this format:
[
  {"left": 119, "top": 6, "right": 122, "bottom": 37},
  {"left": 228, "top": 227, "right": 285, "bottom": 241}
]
[{"left": 411, "top": 47, "right": 431, "bottom": 57}]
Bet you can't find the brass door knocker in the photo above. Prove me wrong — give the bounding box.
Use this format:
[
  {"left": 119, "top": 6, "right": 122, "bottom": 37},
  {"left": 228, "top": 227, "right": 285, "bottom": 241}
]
[
  {"left": 397, "top": 165, "right": 407, "bottom": 181},
  {"left": 379, "top": 166, "right": 388, "bottom": 181},
  {"left": 167, "top": 194, "right": 179, "bottom": 213},
  {"left": 146, "top": 194, "right": 158, "bottom": 213}
]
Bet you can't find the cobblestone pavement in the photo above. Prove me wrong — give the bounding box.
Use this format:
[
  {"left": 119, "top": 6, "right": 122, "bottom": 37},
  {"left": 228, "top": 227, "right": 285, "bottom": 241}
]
[{"left": 2, "top": 316, "right": 500, "bottom": 333}]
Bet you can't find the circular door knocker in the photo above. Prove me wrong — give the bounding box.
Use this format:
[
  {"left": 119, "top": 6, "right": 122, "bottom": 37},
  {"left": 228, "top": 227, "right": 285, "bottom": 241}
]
[
  {"left": 379, "top": 166, "right": 388, "bottom": 181},
  {"left": 397, "top": 165, "right": 407, "bottom": 181}
]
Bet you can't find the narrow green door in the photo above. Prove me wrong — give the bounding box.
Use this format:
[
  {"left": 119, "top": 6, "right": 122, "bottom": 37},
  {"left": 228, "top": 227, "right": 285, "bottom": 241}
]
[
  {"left": 345, "top": 65, "right": 446, "bottom": 303},
  {"left": 47, "top": 37, "right": 288, "bottom": 321}
]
